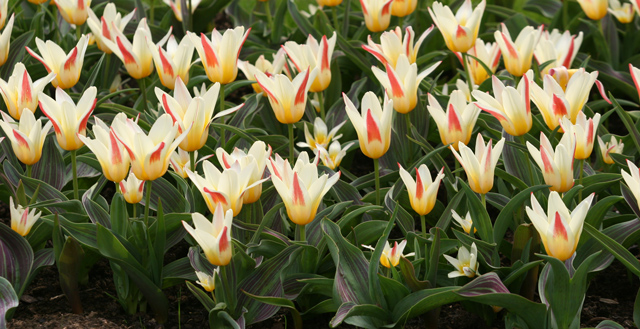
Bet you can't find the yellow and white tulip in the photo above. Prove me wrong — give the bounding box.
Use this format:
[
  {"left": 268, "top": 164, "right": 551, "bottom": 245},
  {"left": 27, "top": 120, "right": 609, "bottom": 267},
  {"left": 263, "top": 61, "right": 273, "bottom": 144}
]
[
  {"left": 398, "top": 164, "right": 445, "bottom": 216},
  {"left": 444, "top": 242, "right": 479, "bottom": 278},
  {"left": 527, "top": 133, "right": 575, "bottom": 193},
  {"left": 559, "top": 112, "right": 600, "bottom": 160},
  {"left": 360, "top": 0, "right": 394, "bottom": 32},
  {"left": 0, "top": 13, "right": 11, "bottom": 67},
  {"left": 55, "top": 0, "right": 91, "bottom": 26},
  {"left": 363, "top": 26, "right": 433, "bottom": 67},
  {"left": 216, "top": 141, "right": 272, "bottom": 204},
  {"left": 456, "top": 39, "right": 501, "bottom": 85},
  {"left": 183, "top": 204, "right": 233, "bottom": 266},
  {"left": 343, "top": 91, "right": 394, "bottom": 159},
  {"left": 283, "top": 33, "right": 337, "bottom": 93},
  {"left": 77, "top": 115, "right": 131, "bottom": 183},
  {"left": 148, "top": 35, "right": 195, "bottom": 90},
  {"left": 391, "top": 0, "right": 417, "bottom": 17},
  {"left": 534, "top": 29, "right": 583, "bottom": 75},
  {"left": 0, "top": 110, "right": 52, "bottom": 166},
  {"left": 577, "top": 0, "right": 608, "bottom": 20},
  {"left": 428, "top": 0, "right": 486, "bottom": 53},
  {"left": 38, "top": 87, "right": 96, "bottom": 151},
  {"left": 255, "top": 68, "right": 318, "bottom": 124},
  {"left": 10, "top": 197, "right": 41, "bottom": 237},
  {"left": 195, "top": 269, "right": 218, "bottom": 292},
  {"left": 451, "top": 134, "right": 506, "bottom": 194},
  {"left": 427, "top": 90, "right": 481, "bottom": 150},
  {"left": 318, "top": 141, "right": 354, "bottom": 170},
  {"left": 164, "top": 0, "right": 202, "bottom": 22},
  {"left": 297, "top": 117, "right": 345, "bottom": 153},
  {"left": 27, "top": 34, "right": 88, "bottom": 89},
  {"left": 0, "top": 63, "right": 56, "bottom": 120},
  {"left": 452, "top": 210, "right": 476, "bottom": 234},
  {"left": 188, "top": 26, "right": 251, "bottom": 84},
  {"left": 87, "top": 4, "right": 137, "bottom": 54},
  {"left": 609, "top": 0, "right": 635, "bottom": 23},
  {"left": 494, "top": 23, "right": 543, "bottom": 77},
  {"left": 598, "top": 136, "right": 624, "bottom": 164},
  {"left": 363, "top": 240, "right": 415, "bottom": 268},
  {"left": 119, "top": 171, "right": 145, "bottom": 204},
  {"left": 238, "top": 50, "right": 287, "bottom": 93}
]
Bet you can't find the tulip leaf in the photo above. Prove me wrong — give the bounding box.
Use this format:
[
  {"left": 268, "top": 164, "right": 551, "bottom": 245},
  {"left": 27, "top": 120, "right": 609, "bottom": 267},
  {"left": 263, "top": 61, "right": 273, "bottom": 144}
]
[
  {"left": 457, "top": 178, "right": 494, "bottom": 244},
  {"left": 0, "top": 223, "right": 33, "bottom": 298},
  {"left": 82, "top": 189, "right": 111, "bottom": 228},
  {"left": 575, "top": 219, "right": 640, "bottom": 273},
  {"left": 612, "top": 93, "right": 640, "bottom": 151},
  {"left": 287, "top": 0, "right": 318, "bottom": 38},
  {"left": 435, "top": 189, "right": 464, "bottom": 230},
  {"left": 140, "top": 176, "right": 186, "bottom": 214},
  {"left": 367, "top": 205, "right": 398, "bottom": 308},
  {"left": 162, "top": 257, "right": 197, "bottom": 289},
  {"left": 583, "top": 222, "right": 640, "bottom": 277},
  {"left": 186, "top": 281, "right": 216, "bottom": 311},
  {"left": 82, "top": 53, "right": 105, "bottom": 94},
  {"left": 31, "top": 138, "right": 65, "bottom": 191},
  {"left": 0, "top": 31, "right": 34, "bottom": 80},
  {"left": 621, "top": 182, "right": 640, "bottom": 218},
  {"left": 242, "top": 292, "right": 303, "bottom": 329},
  {"left": 57, "top": 236, "right": 85, "bottom": 314},
  {"left": 0, "top": 276, "right": 19, "bottom": 329},
  {"left": 493, "top": 185, "right": 549, "bottom": 243}
]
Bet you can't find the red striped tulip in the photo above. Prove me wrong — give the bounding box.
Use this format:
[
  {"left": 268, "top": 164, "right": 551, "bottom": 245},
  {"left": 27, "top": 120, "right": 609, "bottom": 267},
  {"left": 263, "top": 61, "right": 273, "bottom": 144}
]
[
  {"left": 87, "top": 4, "right": 136, "bottom": 54},
  {"left": 164, "top": 0, "right": 202, "bottom": 22},
  {"left": 266, "top": 152, "right": 340, "bottom": 226},
  {"left": 373, "top": 54, "right": 440, "bottom": 114},
  {"left": 195, "top": 269, "right": 218, "bottom": 292},
  {"left": 451, "top": 134, "right": 505, "bottom": 194},
  {"left": 183, "top": 204, "right": 233, "bottom": 266},
  {"left": 343, "top": 91, "right": 394, "bottom": 159},
  {"left": 531, "top": 68, "right": 607, "bottom": 131},
  {"left": 609, "top": 0, "right": 635, "bottom": 23},
  {"left": 169, "top": 148, "right": 194, "bottom": 179},
  {"left": 188, "top": 27, "right": 251, "bottom": 84},
  {"left": 428, "top": 0, "right": 486, "bottom": 53},
  {"left": 427, "top": 90, "right": 481, "bottom": 151},
  {"left": 110, "top": 113, "right": 188, "bottom": 181},
  {"left": 27, "top": 34, "right": 89, "bottom": 89},
  {"left": 452, "top": 210, "right": 476, "bottom": 234},
  {"left": 38, "top": 87, "right": 96, "bottom": 151},
  {"left": 473, "top": 73, "right": 532, "bottom": 136},
  {"left": 148, "top": 35, "right": 195, "bottom": 90},
  {"left": 363, "top": 26, "right": 433, "bottom": 67},
  {"left": 155, "top": 77, "right": 240, "bottom": 152},
  {"left": 398, "top": 164, "right": 445, "bottom": 216},
  {"left": 391, "top": 0, "right": 417, "bottom": 17},
  {"left": 577, "top": 0, "right": 608, "bottom": 20},
  {"left": 360, "top": 0, "right": 394, "bottom": 32},
  {"left": 77, "top": 115, "right": 130, "bottom": 182},
  {"left": 186, "top": 159, "right": 264, "bottom": 216},
  {"left": 297, "top": 117, "right": 345, "bottom": 153},
  {"left": 56, "top": 0, "right": 91, "bottom": 26},
  {"left": 363, "top": 240, "right": 415, "bottom": 268},
  {"left": 318, "top": 141, "right": 354, "bottom": 170},
  {"left": 526, "top": 191, "right": 595, "bottom": 261},
  {"left": 119, "top": 171, "right": 145, "bottom": 204},
  {"left": 283, "top": 33, "right": 337, "bottom": 93},
  {"left": 0, "top": 110, "right": 52, "bottom": 165},
  {"left": 559, "top": 112, "right": 600, "bottom": 160},
  {"left": 527, "top": 133, "right": 575, "bottom": 193},
  {"left": 9, "top": 197, "right": 41, "bottom": 237},
  {"left": 216, "top": 141, "right": 272, "bottom": 204},
  {"left": 238, "top": 50, "right": 287, "bottom": 93},
  {"left": 255, "top": 68, "right": 318, "bottom": 124},
  {"left": 0, "top": 63, "right": 56, "bottom": 120},
  {"left": 455, "top": 39, "right": 501, "bottom": 85},
  {"left": 444, "top": 243, "right": 479, "bottom": 278},
  {"left": 598, "top": 136, "right": 623, "bottom": 164},
  {"left": 494, "top": 24, "right": 543, "bottom": 77},
  {"left": 630, "top": 64, "right": 640, "bottom": 101},
  {"left": 534, "top": 29, "right": 583, "bottom": 75}
]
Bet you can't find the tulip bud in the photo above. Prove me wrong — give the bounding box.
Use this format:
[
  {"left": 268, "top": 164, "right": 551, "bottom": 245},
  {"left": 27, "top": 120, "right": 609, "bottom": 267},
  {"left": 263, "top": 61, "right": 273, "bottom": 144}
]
[
  {"left": 283, "top": 33, "right": 337, "bottom": 93},
  {"left": 577, "top": 0, "right": 608, "bottom": 20},
  {"left": 363, "top": 240, "right": 415, "bottom": 268},
  {"left": 398, "top": 164, "right": 445, "bottom": 216},
  {"left": 494, "top": 24, "right": 543, "bottom": 77},
  {"left": 183, "top": 204, "right": 233, "bottom": 266},
  {"left": 0, "top": 110, "right": 52, "bottom": 166},
  {"left": 86, "top": 4, "right": 136, "bottom": 54},
  {"left": 363, "top": 26, "right": 433, "bottom": 67},
  {"left": 195, "top": 269, "right": 218, "bottom": 292},
  {"left": 0, "top": 63, "right": 56, "bottom": 120},
  {"left": 188, "top": 27, "right": 251, "bottom": 84},
  {"left": 360, "top": 0, "right": 394, "bottom": 32},
  {"left": 598, "top": 135, "right": 624, "bottom": 164},
  {"left": 255, "top": 68, "right": 318, "bottom": 124},
  {"left": 452, "top": 210, "right": 476, "bottom": 234},
  {"left": 56, "top": 0, "right": 92, "bottom": 26},
  {"left": 78, "top": 115, "right": 131, "bottom": 183},
  {"left": 343, "top": 92, "right": 394, "bottom": 159},
  {"left": 451, "top": 134, "right": 505, "bottom": 195},
  {"left": 527, "top": 133, "right": 575, "bottom": 193},
  {"left": 427, "top": 91, "right": 481, "bottom": 150},
  {"left": 9, "top": 197, "right": 41, "bottom": 237},
  {"left": 119, "top": 172, "right": 145, "bottom": 204},
  {"left": 559, "top": 112, "right": 600, "bottom": 160}
]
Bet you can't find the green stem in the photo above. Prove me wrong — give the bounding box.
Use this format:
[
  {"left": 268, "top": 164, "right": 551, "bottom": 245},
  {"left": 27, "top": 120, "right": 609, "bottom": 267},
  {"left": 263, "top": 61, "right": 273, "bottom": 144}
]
[
  {"left": 562, "top": 0, "right": 569, "bottom": 29},
  {"left": 481, "top": 193, "right": 486, "bottom": 209},
  {"left": 144, "top": 180, "right": 153, "bottom": 227},
  {"left": 374, "top": 158, "right": 381, "bottom": 205},
  {"left": 404, "top": 112, "right": 411, "bottom": 131},
  {"left": 318, "top": 91, "right": 325, "bottom": 120},
  {"left": 190, "top": 151, "right": 196, "bottom": 173},
  {"left": 150, "top": 0, "right": 155, "bottom": 24},
  {"left": 288, "top": 123, "right": 295, "bottom": 164},
  {"left": 578, "top": 159, "right": 585, "bottom": 201},
  {"left": 519, "top": 134, "right": 534, "bottom": 186},
  {"left": 116, "top": 182, "right": 121, "bottom": 194},
  {"left": 26, "top": 165, "right": 32, "bottom": 178},
  {"left": 398, "top": 16, "right": 404, "bottom": 29},
  {"left": 332, "top": 6, "right": 339, "bottom": 32},
  {"left": 461, "top": 52, "right": 474, "bottom": 101},
  {"left": 188, "top": 0, "right": 193, "bottom": 32},
  {"left": 71, "top": 150, "right": 78, "bottom": 200},
  {"left": 75, "top": 26, "right": 81, "bottom": 41},
  {"left": 103, "top": 54, "right": 111, "bottom": 90},
  {"left": 220, "top": 83, "right": 226, "bottom": 148},
  {"left": 265, "top": 1, "right": 273, "bottom": 33},
  {"left": 420, "top": 215, "right": 427, "bottom": 238},
  {"left": 133, "top": 203, "right": 137, "bottom": 220},
  {"left": 211, "top": 291, "right": 217, "bottom": 304},
  {"left": 139, "top": 78, "right": 149, "bottom": 112},
  {"left": 454, "top": 158, "right": 461, "bottom": 178},
  {"left": 299, "top": 224, "right": 306, "bottom": 242}
]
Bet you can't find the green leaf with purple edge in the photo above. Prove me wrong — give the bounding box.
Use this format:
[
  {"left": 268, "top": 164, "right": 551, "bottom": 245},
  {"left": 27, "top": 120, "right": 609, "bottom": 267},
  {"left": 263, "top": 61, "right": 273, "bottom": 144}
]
[
  {"left": 330, "top": 303, "right": 390, "bottom": 328},
  {"left": 185, "top": 281, "right": 216, "bottom": 312},
  {"left": 493, "top": 184, "right": 549, "bottom": 244},
  {"left": 595, "top": 319, "right": 626, "bottom": 329},
  {"left": 82, "top": 189, "right": 111, "bottom": 228},
  {"left": 457, "top": 177, "right": 494, "bottom": 244},
  {"left": 621, "top": 182, "right": 640, "bottom": 218},
  {"left": 242, "top": 292, "right": 303, "bottom": 329},
  {"left": 162, "top": 257, "right": 197, "bottom": 289},
  {"left": 31, "top": 138, "right": 65, "bottom": 190},
  {"left": 367, "top": 204, "right": 398, "bottom": 309},
  {"left": 399, "top": 256, "right": 430, "bottom": 292},
  {"left": 0, "top": 276, "right": 19, "bottom": 328},
  {"left": 612, "top": 92, "right": 640, "bottom": 151},
  {"left": 139, "top": 176, "right": 186, "bottom": 213},
  {"left": 0, "top": 223, "right": 33, "bottom": 297},
  {"left": 580, "top": 221, "right": 640, "bottom": 276}
]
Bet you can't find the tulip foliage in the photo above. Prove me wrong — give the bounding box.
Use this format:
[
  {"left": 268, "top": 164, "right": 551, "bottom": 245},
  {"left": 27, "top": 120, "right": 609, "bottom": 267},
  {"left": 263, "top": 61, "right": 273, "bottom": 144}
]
[{"left": 3, "top": 0, "right": 640, "bottom": 328}]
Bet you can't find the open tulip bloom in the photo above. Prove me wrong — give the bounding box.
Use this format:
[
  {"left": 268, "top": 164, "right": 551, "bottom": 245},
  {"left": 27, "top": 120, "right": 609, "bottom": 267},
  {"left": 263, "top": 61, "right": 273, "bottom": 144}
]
[
  {"left": 318, "top": 141, "right": 354, "bottom": 170},
  {"left": 183, "top": 204, "right": 233, "bottom": 266},
  {"left": 534, "top": 29, "right": 583, "bottom": 75},
  {"left": 216, "top": 141, "right": 272, "bottom": 204},
  {"left": 444, "top": 242, "right": 479, "bottom": 278},
  {"left": 527, "top": 133, "right": 575, "bottom": 193},
  {"left": 77, "top": 115, "right": 131, "bottom": 183},
  {"left": 360, "top": 0, "right": 394, "bottom": 32},
  {"left": 455, "top": 39, "right": 501, "bottom": 86},
  {"left": 55, "top": 0, "right": 92, "bottom": 26},
  {"left": 297, "top": 117, "right": 346, "bottom": 153},
  {"left": 399, "top": 164, "right": 445, "bottom": 236},
  {"left": 451, "top": 133, "right": 505, "bottom": 196},
  {"left": 609, "top": 0, "right": 635, "bottom": 23},
  {"left": 363, "top": 240, "right": 415, "bottom": 268},
  {"left": 452, "top": 210, "right": 476, "bottom": 234},
  {"left": 494, "top": 24, "right": 543, "bottom": 77},
  {"left": 427, "top": 90, "right": 481, "bottom": 151},
  {"left": 0, "top": 110, "right": 51, "bottom": 168},
  {"left": 9, "top": 196, "right": 41, "bottom": 237},
  {"left": 27, "top": 34, "right": 89, "bottom": 89},
  {"left": 559, "top": 112, "right": 601, "bottom": 160},
  {"left": 0, "top": 62, "right": 56, "bottom": 120},
  {"left": 86, "top": 3, "right": 137, "bottom": 54},
  {"left": 238, "top": 50, "right": 287, "bottom": 94},
  {"left": 148, "top": 35, "right": 195, "bottom": 90},
  {"left": 363, "top": 25, "right": 433, "bottom": 67},
  {"left": 282, "top": 32, "right": 337, "bottom": 93},
  {"left": 527, "top": 191, "right": 595, "bottom": 261},
  {"left": 429, "top": 0, "right": 486, "bottom": 53},
  {"left": 188, "top": 26, "right": 251, "bottom": 85},
  {"left": 598, "top": 135, "right": 624, "bottom": 165}
]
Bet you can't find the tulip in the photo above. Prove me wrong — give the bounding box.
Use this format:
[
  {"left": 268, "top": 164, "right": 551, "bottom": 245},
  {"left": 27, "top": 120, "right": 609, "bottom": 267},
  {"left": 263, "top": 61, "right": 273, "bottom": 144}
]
[
  {"left": 0, "top": 63, "right": 56, "bottom": 120},
  {"left": 297, "top": 117, "right": 346, "bottom": 153},
  {"left": 283, "top": 32, "right": 337, "bottom": 93},
  {"left": 188, "top": 27, "right": 251, "bottom": 84},
  {"left": 0, "top": 110, "right": 52, "bottom": 166},
  {"left": 622, "top": 160, "right": 640, "bottom": 208},
  {"left": 318, "top": 141, "right": 354, "bottom": 170},
  {"left": 363, "top": 25, "right": 433, "bottom": 67},
  {"left": 169, "top": 148, "right": 194, "bottom": 179},
  {"left": 530, "top": 69, "right": 608, "bottom": 131},
  {"left": 187, "top": 159, "right": 263, "bottom": 216},
  {"left": 452, "top": 210, "right": 476, "bottom": 234},
  {"left": 427, "top": 90, "right": 481, "bottom": 151},
  {"left": 147, "top": 35, "right": 195, "bottom": 90},
  {"left": 373, "top": 55, "right": 441, "bottom": 114},
  {"left": 577, "top": 0, "right": 608, "bottom": 20},
  {"left": 494, "top": 24, "right": 543, "bottom": 77},
  {"left": 451, "top": 133, "right": 505, "bottom": 195},
  {"left": 55, "top": 0, "right": 91, "bottom": 26},
  {"left": 609, "top": 0, "right": 635, "bottom": 23},
  {"left": 360, "top": 0, "right": 393, "bottom": 32},
  {"left": 119, "top": 172, "right": 145, "bottom": 204},
  {"left": 27, "top": 0, "right": 49, "bottom": 4},
  {"left": 267, "top": 152, "right": 340, "bottom": 232},
  {"left": 472, "top": 73, "right": 532, "bottom": 137},
  {"left": 317, "top": 0, "right": 341, "bottom": 6},
  {"left": 559, "top": 112, "right": 600, "bottom": 160},
  {"left": 27, "top": 34, "right": 89, "bottom": 89},
  {"left": 428, "top": 0, "right": 486, "bottom": 53},
  {"left": 86, "top": 4, "right": 137, "bottom": 54},
  {"left": 343, "top": 91, "right": 394, "bottom": 160},
  {"left": 216, "top": 141, "right": 272, "bottom": 204},
  {"left": 547, "top": 66, "right": 579, "bottom": 91},
  {"left": 391, "top": 0, "right": 417, "bottom": 17},
  {"left": 630, "top": 64, "right": 640, "bottom": 102},
  {"left": 255, "top": 68, "right": 318, "bottom": 125},
  {"left": 399, "top": 163, "right": 444, "bottom": 236},
  {"left": 102, "top": 19, "right": 171, "bottom": 80},
  {"left": 38, "top": 87, "right": 96, "bottom": 151},
  {"left": 534, "top": 29, "right": 583, "bottom": 75},
  {"left": 455, "top": 39, "right": 501, "bottom": 85},
  {"left": 9, "top": 197, "right": 41, "bottom": 237},
  {"left": 183, "top": 204, "right": 233, "bottom": 266},
  {"left": 155, "top": 77, "right": 240, "bottom": 152},
  {"left": 363, "top": 240, "right": 415, "bottom": 268},
  {"left": 444, "top": 243, "right": 479, "bottom": 278},
  {"left": 77, "top": 115, "right": 131, "bottom": 183},
  {"left": 238, "top": 50, "right": 287, "bottom": 93},
  {"left": 526, "top": 191, "right": 595, "bottom": 261},
  {"left": 0, "top": 0, "right": 7, "bottom": 30},
  {"left": 527, "top": 133, "right": 575, "bottom": 193},
  {"left": 444, "top": 79, "right": 476, "bottom": 102},
  {"left": 164, "top": 0, "right": 202, "bottom": 22},
  {"left": 195, "top": 269, "right": 218, "bottom": 292},
  {"left": 598, "top": 136, "right": 624, "bottom": 165},
  {"left": 0, "top": 13, "right": 12, "bottom": 67}
]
